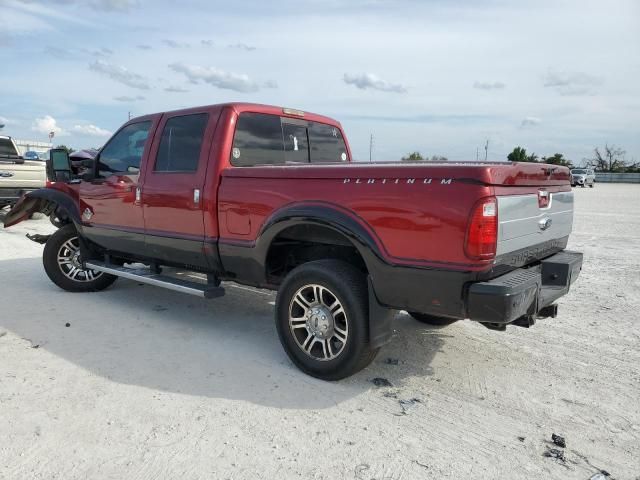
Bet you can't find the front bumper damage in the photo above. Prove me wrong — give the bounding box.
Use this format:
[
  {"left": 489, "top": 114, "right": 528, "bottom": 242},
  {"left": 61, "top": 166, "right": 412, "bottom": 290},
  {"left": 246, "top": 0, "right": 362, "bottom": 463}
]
[{"left": 467, "top": 250, "right": 583, "bottom": 330}]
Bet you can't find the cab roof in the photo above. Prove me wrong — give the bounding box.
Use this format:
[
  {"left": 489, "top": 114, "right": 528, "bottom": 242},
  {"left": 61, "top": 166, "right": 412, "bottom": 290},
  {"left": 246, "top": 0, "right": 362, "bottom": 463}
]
[{"left": 131, "top": 102, "right": 342, "bottom": 128}]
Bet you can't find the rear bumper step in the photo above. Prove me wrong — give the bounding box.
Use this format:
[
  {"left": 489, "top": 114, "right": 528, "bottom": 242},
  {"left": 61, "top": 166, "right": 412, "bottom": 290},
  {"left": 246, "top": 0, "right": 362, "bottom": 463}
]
[
  {"left": 85, "top": 260, "right": 225, "bottom": 299},
  {"left": 466, "top": 250, "right": 583, "bottom": 325}
]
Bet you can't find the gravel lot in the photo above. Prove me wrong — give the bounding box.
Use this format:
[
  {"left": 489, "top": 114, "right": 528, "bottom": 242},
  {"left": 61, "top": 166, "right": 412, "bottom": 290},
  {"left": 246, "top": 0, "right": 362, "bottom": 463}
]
[{"left": 1, "top": 183, "right": 639, "bottom": 479}]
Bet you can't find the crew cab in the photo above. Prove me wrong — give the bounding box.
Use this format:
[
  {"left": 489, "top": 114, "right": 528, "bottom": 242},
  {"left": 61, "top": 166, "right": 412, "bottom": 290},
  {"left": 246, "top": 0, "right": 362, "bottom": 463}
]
[
  {"left": 0, "top": 135, "right": 46, "bottom": 208},
  {"left": 4, "top": 103, "right": 583, "bottom": 380}
]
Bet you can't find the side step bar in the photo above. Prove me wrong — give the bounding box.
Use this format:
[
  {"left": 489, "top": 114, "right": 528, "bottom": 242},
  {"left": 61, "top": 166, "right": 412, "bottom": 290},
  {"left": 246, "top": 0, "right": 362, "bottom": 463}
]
[{"left": 85, "top": 261, "right": 225, "bottom": 299}]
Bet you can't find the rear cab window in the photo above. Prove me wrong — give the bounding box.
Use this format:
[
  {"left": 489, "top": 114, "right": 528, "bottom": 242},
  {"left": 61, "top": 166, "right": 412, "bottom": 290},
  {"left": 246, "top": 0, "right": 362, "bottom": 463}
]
[
  {"left": 0, "top": 137, "right": 19, "bottom": 157},
  {"left": 230, "top": 112, "right": 349, "bottom": 166},
  {"left": 154, "top": 113, "right": 208, "bottom": 172}
]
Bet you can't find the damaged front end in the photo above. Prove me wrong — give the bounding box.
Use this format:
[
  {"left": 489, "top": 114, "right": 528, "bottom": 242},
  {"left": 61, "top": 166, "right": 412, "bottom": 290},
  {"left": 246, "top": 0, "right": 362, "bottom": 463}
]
[{"left": 2, "top": 187, "right": 80, "bottom": 229}]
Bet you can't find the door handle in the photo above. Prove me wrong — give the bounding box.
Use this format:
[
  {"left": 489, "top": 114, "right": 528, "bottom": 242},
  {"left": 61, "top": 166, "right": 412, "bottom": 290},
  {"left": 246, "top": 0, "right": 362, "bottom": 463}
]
[
  {"left": 135, "top": 187, "right": 141, "bottom": 203},
  {"left": 193, "top": 189, "right": 200, "bottom": 205}
]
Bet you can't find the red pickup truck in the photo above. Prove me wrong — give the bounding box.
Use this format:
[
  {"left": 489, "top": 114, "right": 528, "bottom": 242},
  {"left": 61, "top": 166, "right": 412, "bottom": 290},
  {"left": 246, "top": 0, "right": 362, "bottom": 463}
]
[{"left": 4, "top": 103, "right": 582, "bottom": 380}]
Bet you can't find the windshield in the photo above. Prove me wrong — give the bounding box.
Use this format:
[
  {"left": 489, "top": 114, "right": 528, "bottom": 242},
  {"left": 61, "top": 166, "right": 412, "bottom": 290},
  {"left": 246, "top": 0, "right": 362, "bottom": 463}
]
[
  {"left": 0, "top": 138, "right": 19, "bottom": 156},
  {"left": 571, "top": 169, "right": 587, "bottom": 174}
]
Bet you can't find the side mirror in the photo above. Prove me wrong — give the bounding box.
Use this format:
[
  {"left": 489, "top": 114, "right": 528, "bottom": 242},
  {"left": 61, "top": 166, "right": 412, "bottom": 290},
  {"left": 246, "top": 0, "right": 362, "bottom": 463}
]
[{"left": 47, "top": 148, "right": 73, "bottom": 182}]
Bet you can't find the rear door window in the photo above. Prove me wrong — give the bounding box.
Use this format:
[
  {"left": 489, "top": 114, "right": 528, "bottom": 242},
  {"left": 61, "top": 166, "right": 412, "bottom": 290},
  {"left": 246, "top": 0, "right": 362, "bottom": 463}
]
[
  {"left": 231, "top": 113, "right": 283, "bottom": 166},
  {"left": 154, "top": 113, "right": 208, "bottom": 172},
  {"left": 308, "top": 122, "right": 349, "bottom": 163}
]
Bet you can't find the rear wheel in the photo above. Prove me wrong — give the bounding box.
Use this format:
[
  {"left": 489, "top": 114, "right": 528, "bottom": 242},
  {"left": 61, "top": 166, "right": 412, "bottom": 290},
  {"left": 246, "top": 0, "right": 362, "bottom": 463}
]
[
  {"left": 43, "top": 224, "right": 117, "bottom": 292},
  {"left": 409, "top": 312, "right": 458, "bottom": 326},
  {"left": 275, "top": 260, "right": 378, "bottom": 380}
]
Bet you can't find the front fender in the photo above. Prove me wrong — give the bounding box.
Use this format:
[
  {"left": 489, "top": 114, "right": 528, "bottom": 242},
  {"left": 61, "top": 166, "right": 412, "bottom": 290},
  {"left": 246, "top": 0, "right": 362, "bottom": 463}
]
[{"left": 3, "top": 188, "right": 81, "bottom": 228}]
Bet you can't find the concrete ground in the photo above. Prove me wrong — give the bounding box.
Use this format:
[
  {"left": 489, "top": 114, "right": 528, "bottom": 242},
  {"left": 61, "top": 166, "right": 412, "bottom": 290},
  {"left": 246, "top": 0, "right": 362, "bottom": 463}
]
[{"left": 0, "top": 183, "right": 638, "bottom": 479}]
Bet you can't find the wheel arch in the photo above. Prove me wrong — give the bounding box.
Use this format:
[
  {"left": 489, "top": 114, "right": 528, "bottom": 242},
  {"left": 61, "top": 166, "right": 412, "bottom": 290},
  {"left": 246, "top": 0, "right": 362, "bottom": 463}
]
[
  {"left": 258, "top": 203, "right": 384, "bottom": 284},
  {"left": 3, "top": 188, "right": 81, "bottom": 228}
]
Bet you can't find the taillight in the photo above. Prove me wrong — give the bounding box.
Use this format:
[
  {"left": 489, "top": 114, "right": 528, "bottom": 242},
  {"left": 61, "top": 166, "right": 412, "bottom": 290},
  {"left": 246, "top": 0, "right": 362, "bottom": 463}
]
[{"left": 465, "top": 196, "right": 497, "bottom": 260}]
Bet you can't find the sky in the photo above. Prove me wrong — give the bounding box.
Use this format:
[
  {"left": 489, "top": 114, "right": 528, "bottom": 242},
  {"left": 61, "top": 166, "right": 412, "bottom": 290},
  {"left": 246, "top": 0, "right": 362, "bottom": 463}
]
[{"left": 0, "top": 0, "right": 639, "bottom": 164}]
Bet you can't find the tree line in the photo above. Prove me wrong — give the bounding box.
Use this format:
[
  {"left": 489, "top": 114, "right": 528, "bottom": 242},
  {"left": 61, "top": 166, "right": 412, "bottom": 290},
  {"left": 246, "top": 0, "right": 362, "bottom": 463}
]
[{"left": 506, "top": 144, "right": 639, "bottom": 173}]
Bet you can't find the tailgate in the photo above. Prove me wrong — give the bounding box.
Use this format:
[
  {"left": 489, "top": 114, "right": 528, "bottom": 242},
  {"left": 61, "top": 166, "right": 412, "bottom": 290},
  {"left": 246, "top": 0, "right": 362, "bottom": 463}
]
[
  {"left": 0, "top": 160, "right": 46, "bottom": 190},
  {"left": 496, "top": 189, "right": 573, "bottom": 263}
]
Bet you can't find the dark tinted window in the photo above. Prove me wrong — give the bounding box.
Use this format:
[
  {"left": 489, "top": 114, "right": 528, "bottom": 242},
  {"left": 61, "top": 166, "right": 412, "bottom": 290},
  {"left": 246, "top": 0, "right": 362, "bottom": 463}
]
[
  {"left": 0, "top": 138, "right": 18, "bottom": 156},
  {"left": 231, "top": 113, "right": 284, "bottom": 166},
  {"left": 155, "top": 113, "right": 208, "bottom": 172},
  {"left": 283, "top": 122, "right": 309, "bottom": 163},
  {"left": 308, "top": 122, "right": 349, "bottom": 163},
  {"left": 98, "top": 121, "right": 151, "bottom": 177}
]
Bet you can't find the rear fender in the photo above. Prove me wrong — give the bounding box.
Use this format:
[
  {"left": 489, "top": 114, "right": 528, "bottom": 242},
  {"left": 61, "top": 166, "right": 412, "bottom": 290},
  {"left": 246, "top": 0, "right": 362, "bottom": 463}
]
[{"left": 3, "top": 188, "right": 81, "bottom": 228}]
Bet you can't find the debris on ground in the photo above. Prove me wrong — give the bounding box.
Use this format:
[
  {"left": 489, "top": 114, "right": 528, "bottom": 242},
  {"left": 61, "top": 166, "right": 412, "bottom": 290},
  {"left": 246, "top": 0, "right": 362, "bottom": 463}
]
[
  {"left": 552, "top": 433, "right": 567, "bottom": 448},
  {"left": 543, "top": 447, "right": 566, "bottom": 463},
  {"left": 0, "top": 331, "right": 6, "bottom": 338},
  {"left": 589, "top": 473, "right": 609, "bottom": 480},
  {"left": 382, "top": 391, "right": 398, "bottom": 399},
  {"left": 371, "top": 377, "right": 393, "bottom": 387},
  {"left": 384, "top": 358, "right": 399, "bottom": 365},
  {"left": 65, "top": 323, "right": 71, "bottom": 327},
  {"left": 152, "top": 305, "right": 168, "bottom": 312},
  {"left": 397, "top": 397, "right": 422, "bottom": 415},
  {"left": 517, "top": 436, "right": 526, "bottom": 442}
]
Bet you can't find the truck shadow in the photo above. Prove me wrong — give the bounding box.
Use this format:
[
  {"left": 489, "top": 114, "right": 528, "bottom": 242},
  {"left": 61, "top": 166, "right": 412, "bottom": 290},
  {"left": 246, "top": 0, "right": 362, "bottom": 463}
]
[{"left": 0, "top": 257, "right": 447, "bottom": 409}]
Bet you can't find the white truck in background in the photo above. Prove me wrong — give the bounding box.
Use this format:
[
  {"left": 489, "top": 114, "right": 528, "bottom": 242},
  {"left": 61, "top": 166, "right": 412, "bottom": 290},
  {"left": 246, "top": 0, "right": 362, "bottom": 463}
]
[{"left": 0, "top": 136, "right": 47, "bottom": 208}]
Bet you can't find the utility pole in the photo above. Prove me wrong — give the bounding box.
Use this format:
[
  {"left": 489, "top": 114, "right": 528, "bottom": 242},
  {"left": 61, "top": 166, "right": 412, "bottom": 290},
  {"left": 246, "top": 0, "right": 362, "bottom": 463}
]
[
  {"left": 484, "top": 139, "right": 489, "bottom": 161},
  {"left": 128, "top": 111, "right": 132, "bottom": 120},
  {"left": 369, "top": 134, "right": 374, "bottom": 163},
  {"left": 476, "top": 147, "right": 479, "bottom": 162}
]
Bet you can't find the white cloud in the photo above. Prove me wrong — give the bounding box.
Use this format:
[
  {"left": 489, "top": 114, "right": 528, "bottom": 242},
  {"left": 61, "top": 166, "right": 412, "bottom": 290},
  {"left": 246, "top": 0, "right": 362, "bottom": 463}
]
[
  {"left": 32, "top": 115, "right": 67, "bottom": 136},
  {"left": 343, "top": 73, "right": 407, "bottom": 93},
  {"left": 473, "top": 81, "right": 505, "bottom": 90},
  {"left": 543, "top": 71, "right": 603, "bottom": 96},
  {"left": 89, "top": 60, "right": 150, "bottom": 90},
  {"left": 169, "top": 63, "right": 269, "bottom": 93},
  {"left": 228, "top": 43, "right": 256, "bottom": 51},
  {"left": 114, "top": 95, "right": 145, "bottom": 101},
  {"left": 521, "top": 116, "right": 542, "bottom": 127},
  {"left": 162, "top": 39, "right": 189, "bottom": 49},
  {"left": 164, "top": 86, "right": 189, "bottom": 93},
  {"left": 71, "top": 124, "right": 112, "bottom": 137}
]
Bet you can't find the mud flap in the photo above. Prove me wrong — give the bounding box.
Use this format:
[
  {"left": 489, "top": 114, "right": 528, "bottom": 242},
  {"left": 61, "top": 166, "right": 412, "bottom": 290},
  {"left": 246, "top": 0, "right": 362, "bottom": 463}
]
[{"left": 368, "top": 276, "right": 395, "bottom": 348}]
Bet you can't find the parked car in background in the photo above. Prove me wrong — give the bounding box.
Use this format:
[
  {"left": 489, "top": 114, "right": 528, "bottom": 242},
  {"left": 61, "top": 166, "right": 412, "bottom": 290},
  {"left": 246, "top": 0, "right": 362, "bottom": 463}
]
[
  {"left": 570, "top": 168, "right": 595, "bottom": 188},
  {"left": 0, "top": 136, "right": 47, "bottom": 208},
  {"left": 23, "top": 151, "right": 42, "bottom": 161}
]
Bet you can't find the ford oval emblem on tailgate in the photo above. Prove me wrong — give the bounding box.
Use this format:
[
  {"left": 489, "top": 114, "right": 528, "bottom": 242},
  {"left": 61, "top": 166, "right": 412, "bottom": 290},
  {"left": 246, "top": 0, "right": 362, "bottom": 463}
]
[{"left": 539, "top": 217, "right": 552, "bottom": 231}]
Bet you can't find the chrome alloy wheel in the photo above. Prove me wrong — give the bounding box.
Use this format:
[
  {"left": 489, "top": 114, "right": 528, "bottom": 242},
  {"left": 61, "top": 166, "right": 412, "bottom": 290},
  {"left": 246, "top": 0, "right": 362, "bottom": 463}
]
[
  {"left": 288, "top": 284, "right": 349, "bottom": 361},
  {"left": 56, "top": 237, "right": 103, "bottom": 282}
]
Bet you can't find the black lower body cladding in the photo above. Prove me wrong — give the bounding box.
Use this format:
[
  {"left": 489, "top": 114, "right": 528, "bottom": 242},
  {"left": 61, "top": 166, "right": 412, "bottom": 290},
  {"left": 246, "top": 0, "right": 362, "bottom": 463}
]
[{"left": 466, "top": 251, "right": 583, "bottom": 324}]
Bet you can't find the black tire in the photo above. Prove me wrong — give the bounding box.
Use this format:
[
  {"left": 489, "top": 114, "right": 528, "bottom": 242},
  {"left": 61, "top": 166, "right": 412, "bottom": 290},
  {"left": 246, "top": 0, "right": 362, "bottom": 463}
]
[
  {"left": 409, "top": 312, "right": 458, "bottom": 326},
  {"left": 275, "top": 260, "right": 379, "bottom": 380},
  {"left": 43, "top": 224, "right": 117, "bottom": 292},
  {"left": 589, "top": 183, "right": 594, "bottom": 188}
]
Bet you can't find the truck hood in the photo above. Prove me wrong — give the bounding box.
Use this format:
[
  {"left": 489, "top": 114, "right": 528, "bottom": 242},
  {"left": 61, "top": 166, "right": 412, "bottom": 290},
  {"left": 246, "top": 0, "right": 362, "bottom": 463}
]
[{"left": 222, "top": 161, "right": 570, "bottom": 187}]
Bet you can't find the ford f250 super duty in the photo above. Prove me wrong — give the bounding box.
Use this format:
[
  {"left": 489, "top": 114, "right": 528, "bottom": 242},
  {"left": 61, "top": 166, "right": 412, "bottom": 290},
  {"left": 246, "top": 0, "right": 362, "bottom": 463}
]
[{"left": 3, "top": 103, "right": 583, "bottom": 380}]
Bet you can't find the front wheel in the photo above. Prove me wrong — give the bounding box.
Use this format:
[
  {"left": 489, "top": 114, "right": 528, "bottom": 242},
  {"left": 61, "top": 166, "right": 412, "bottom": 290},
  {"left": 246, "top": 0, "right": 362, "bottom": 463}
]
[
  {"left": 43, "top": 224, "right": 117, "bottom": 292},
  {"left": 275, "top": 260, "right": 379, "bottom": 380}
]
